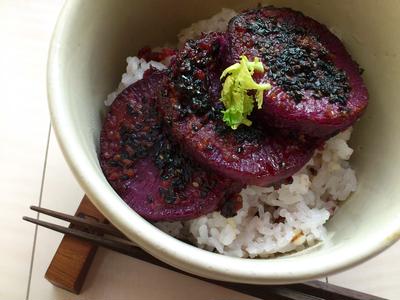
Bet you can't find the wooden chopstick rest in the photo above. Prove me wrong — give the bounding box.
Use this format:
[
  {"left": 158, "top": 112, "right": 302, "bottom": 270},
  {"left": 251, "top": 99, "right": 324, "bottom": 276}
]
[{"left": 44, "top": 196, "right": 107, "bottom": 294}]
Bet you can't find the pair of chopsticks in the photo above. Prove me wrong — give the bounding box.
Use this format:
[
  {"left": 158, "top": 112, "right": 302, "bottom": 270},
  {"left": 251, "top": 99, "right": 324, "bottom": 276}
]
[{"left": 23, "top": 206, "right": 386, "bottom": 300}]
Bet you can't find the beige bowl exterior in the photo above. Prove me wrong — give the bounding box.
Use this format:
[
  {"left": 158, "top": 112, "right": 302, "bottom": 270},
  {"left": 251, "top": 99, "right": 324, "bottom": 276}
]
[{"left": 48, "top": 0, "right": 400, "bottom": 284}]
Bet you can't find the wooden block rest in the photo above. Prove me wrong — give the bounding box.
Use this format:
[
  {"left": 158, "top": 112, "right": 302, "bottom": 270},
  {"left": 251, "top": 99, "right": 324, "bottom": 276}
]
[
  {"left": 40, "top": 195, "right": 387, "bottom": 300},
  {"left": 45, "top": 196, "right": 106, "bottom": 294}
]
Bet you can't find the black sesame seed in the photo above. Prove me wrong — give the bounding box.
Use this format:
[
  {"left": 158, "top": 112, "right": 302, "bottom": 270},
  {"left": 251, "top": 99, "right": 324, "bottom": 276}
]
[
  {"left": 200, "top": 190, "right": 208, "bottom": 198},
  {"left": 127, "top": 104, "right": 139, "bottom": 116},
  {"left": 220, "top": 200, "right": 237, "bottom": 218},
  {"left": 108, "top": 160, "right": 121, "bottom": 167},
  {"left": 172, "top": 36, "right": 222, "bottom": 115},
  {"left": 146, "top": 195, "right": 154, "bottom": 203},
  {"left": 120, "top": 175, "right": 129, "bottom": 181},
  {"left": 244, "top": 15, "right": 351, "bottom": 105}
]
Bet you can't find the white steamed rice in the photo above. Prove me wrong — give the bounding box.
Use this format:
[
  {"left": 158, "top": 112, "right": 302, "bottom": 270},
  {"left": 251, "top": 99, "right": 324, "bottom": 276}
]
[{"left": 105, "top": 8, "right": 358, "bottom": 258}]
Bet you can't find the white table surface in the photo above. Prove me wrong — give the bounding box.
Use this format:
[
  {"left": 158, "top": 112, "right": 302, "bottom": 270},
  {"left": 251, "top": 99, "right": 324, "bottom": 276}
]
[{"left": 1, "top": 1, "right": 399, "bottom": 299}]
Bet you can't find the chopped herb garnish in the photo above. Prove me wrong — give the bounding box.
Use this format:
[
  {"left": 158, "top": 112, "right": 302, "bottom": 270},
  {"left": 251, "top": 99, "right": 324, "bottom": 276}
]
[{"left": 220, "top": 55, "right": 271, "bottom": 129}]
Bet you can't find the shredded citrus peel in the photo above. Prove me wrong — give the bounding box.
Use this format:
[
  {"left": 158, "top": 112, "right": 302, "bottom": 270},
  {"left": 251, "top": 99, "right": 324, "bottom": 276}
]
[{"left": 220, "top": 56, "right": 271, "bottom": 129}]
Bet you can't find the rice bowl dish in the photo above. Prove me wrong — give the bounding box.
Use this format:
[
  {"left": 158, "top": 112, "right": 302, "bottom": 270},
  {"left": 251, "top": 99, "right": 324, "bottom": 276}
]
[
  {"left": 48, "top": 0, "right": 400, "bottom": 284},
  {"left": 101, "top": 8, "right": 362, "bottom": 258}
]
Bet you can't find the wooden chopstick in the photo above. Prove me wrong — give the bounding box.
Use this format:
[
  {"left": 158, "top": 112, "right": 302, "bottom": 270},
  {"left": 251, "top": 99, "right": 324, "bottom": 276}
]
[
  {"left": 29, "top": 205, "right": 125, "bottom": 238},
  {"left": 23, "top": 216, "right": 139, "bottom": 256},
  {"left": 23, "top": 207, "right": 387, "bottom": 300}
]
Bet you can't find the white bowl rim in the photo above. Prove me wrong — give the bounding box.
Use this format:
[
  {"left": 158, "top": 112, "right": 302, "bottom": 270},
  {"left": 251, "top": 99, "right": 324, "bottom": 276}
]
[{"left": 47, "top": 0, "right": 400, "bottom": 284}]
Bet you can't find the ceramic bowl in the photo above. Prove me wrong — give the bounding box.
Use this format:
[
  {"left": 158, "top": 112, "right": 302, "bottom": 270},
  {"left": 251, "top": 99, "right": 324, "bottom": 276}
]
[{"left": 48, "top": 0, "right": 400, "bottom": 284}]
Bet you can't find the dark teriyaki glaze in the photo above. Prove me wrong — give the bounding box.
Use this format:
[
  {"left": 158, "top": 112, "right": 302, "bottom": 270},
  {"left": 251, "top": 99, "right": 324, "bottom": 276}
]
[
  {"left": 100, "top": 71, "right": 242, "bottom": 221},
  {"left": 227, "top": 7, "right": 368, "bottom": 138}
]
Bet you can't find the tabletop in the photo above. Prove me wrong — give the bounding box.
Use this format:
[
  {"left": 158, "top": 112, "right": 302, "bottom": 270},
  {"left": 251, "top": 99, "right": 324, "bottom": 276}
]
[{"left": 1, "top": 1, "right": 399, "bottom": 299}]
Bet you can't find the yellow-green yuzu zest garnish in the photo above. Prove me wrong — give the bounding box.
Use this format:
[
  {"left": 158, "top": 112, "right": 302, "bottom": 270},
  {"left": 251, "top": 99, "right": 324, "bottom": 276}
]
[{"left": 220, "top": 55, "right": 271, "bottom": 129}]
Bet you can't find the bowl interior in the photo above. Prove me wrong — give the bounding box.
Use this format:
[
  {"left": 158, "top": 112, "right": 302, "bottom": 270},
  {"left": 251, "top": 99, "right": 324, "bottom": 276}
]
[{"left": 48, "top": 0, "right": 400, "bottom": 283}]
